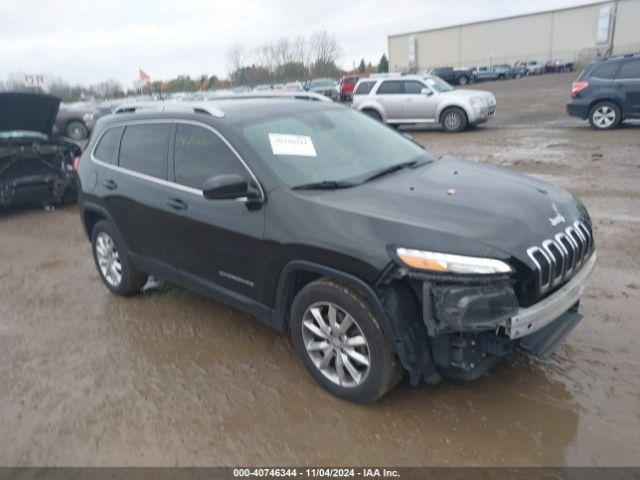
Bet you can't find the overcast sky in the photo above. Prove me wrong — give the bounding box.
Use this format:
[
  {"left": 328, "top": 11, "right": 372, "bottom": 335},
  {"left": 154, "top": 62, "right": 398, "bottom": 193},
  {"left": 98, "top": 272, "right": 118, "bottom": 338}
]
[{"left": 1, "top": 0, "right": 597, "bottom": 87}]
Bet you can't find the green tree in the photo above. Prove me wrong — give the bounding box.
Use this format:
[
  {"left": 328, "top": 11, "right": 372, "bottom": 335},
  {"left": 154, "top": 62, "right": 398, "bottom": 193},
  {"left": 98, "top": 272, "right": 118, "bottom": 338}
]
[
  {"left": 377, "top": 54, "right": 389, "bottom": 73},
  {"left": 357, "top": 59, "right": 366, "bottom": 73}
]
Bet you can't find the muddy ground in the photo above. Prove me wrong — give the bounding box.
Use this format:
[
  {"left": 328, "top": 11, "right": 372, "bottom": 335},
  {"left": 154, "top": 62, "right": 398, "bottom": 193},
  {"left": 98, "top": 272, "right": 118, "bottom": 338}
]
[{"left": 1, "top": 72, "right": 639, "bottom": 466}]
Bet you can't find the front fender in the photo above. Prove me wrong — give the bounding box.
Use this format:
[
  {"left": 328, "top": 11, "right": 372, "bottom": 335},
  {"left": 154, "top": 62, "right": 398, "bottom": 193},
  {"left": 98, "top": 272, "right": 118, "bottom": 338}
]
[{"left": 436, "top": 100, "right": 474, "bottom": 123}]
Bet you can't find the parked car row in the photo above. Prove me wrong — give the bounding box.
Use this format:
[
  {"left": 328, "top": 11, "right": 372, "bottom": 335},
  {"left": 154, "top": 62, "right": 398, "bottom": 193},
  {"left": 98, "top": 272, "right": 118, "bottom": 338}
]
[{"left": 425, "top": 59, "right": 573, "bottom": 86}]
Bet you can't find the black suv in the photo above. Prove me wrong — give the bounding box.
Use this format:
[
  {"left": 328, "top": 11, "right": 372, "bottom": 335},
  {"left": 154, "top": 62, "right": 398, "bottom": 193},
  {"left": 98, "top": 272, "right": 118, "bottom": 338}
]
[
  {"left": 567, "top": 54, "right": 640, "bottom": 129},
  {"left": 78, "top": 95, "right": 596, "bottom": 403}
]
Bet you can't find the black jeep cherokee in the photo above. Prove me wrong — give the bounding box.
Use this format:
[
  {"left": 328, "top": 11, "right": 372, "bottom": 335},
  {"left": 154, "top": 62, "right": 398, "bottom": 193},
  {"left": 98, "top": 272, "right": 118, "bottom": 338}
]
[{"left": 78, "top": 96, "right": 596, "bottom": 403}]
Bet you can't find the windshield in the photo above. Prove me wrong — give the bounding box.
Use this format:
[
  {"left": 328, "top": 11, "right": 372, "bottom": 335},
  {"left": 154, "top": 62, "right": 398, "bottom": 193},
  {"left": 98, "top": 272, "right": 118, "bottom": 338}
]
[
  {"left": 423, "top": 75, "right": 453, "bottom": 93},
  {"left": 232, "top": 107, "right": 432, "bottom": 188}
]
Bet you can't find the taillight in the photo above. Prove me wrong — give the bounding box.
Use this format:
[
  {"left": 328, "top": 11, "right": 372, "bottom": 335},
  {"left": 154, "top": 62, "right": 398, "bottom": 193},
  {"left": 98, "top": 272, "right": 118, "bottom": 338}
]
[
  {"left": 571, "top": 81, "right": 588, "bottom": 97},
  {"left": 73, "top": 156, "right": 80, "bottom": 171}
]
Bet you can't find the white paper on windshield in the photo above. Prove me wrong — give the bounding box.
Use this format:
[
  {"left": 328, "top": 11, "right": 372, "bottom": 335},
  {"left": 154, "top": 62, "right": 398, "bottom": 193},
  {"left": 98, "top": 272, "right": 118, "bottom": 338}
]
[{"left": 269, "top": 133, "right": 317, "bottom": 157}]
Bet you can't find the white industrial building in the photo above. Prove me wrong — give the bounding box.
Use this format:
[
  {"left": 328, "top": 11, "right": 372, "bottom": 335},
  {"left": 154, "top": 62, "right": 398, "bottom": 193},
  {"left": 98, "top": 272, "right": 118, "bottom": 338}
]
[{"left": 388, "top": 0, "right": 640, "bottom": 71}]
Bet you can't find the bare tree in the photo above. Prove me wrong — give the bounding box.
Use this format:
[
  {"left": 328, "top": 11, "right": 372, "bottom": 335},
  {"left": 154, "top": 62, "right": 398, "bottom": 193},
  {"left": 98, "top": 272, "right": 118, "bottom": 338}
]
[
  {"left": 226, "top": 42, "right": 246, "bottom": 82},
  {"left": 309, "top": 31, "right": 341, "bottom": 74}
]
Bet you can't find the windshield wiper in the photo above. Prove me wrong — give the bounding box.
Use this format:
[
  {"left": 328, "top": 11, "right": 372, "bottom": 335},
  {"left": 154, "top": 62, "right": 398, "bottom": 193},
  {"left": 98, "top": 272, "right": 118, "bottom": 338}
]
[
  {"left": 360, "top": 159, "right": 423, "bottom": 183},
  {"left": 291, "top": 180, "right": 356, "bottom": 191}
]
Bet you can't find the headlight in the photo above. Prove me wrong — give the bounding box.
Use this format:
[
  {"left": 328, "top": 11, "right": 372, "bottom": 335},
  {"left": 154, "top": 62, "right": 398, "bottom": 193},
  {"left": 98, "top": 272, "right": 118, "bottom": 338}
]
[
  {"left": 395, "top": 248, "right": 512, "bottom": 274},
  {"left": 469, "top": 96, "right": 487, "bottom": 107}
]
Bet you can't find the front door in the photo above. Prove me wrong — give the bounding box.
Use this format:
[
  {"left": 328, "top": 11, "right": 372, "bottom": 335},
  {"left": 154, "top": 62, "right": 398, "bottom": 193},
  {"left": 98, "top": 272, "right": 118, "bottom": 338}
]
[
  {"left": 164, "top": 122, "right": 266, "bottom": 303},
  {"left": 401, "top": 80, "right": 437, "bottom": 122},
  {"left": 373, "top": 80, "right": 404, "bottom": 120}
]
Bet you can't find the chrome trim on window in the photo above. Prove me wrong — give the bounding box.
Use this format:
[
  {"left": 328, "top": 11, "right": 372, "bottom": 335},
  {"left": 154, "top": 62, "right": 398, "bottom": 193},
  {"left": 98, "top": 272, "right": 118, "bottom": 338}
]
[{"left": 90, "top": 119, "right": 265, "bottom": 203}]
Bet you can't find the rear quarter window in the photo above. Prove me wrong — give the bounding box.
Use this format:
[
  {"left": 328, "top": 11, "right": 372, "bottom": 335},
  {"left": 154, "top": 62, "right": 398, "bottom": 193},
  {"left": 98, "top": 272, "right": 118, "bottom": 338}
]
[
  {"left": 589, "top": 61, "right": 619, "bottom": 80},
  {"left": 354, "top": 81, "right": 375, "bottom": 95},
  {"left": 93, "top": 126, "right": 123, "bottom": 163}
]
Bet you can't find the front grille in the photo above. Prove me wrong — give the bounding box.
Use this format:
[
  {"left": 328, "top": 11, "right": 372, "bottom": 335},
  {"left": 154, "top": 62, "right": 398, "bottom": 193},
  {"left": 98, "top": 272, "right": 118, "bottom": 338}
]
[{"left": 526, "top": 221, "right": 593, "bottom": 296}]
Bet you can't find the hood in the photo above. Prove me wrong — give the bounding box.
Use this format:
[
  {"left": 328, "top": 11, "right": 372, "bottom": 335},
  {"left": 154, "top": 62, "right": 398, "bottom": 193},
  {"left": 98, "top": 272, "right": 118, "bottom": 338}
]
[
  {"left": 306, "top": 156, "right": 587, "bottom": 264},
  {"left": 0, "top": 93, "right": 61, "bottom": 136}
]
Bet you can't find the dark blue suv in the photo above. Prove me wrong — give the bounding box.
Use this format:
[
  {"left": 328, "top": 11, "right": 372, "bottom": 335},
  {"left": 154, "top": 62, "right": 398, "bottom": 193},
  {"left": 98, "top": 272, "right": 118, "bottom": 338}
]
[{"left": 567, "top": 54, "right": 640, "bottom": 130}]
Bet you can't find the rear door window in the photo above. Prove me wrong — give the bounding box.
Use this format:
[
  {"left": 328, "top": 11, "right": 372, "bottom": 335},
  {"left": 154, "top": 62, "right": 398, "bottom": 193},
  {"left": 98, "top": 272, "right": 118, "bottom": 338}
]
[
  {"left": 376, "top": 81, "right": 403, "bottom": 94},
  {"left": 173, "top": 124, "right": 246, "bottom": 190},
  {"left": 617, "top": 59, "right": 640, "bottom": 80},
  {"left": 590, "top": 62, "right": 619, "bottom": 80},
  {"left": 118, "top": 124, "right": 170, "bottom": 179},
  {"left": 93, "top": 126, "right": 123, "bottom": 164}
]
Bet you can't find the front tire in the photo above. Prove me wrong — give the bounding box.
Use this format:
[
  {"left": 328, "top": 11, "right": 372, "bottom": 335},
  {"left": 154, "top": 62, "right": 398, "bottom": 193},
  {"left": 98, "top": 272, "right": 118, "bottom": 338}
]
[
  {"left": 290, "top": 279, "right": 401, "bottom": 403},
  {"left": 458, "top": 76, "right": 468, "bottom": 86},
  {"left": 441, "top": 107, "right": 468, "bottom": 133},
  {"left": 588, "top": 101, "right": 621, "bottom": 130},
  {"left": 91, "top": 220, "right": 148, "bottom": 296}
]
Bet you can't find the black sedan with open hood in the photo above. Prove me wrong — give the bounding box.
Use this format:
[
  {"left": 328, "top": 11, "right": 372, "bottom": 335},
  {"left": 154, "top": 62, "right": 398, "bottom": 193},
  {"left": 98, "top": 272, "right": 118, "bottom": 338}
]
[{"left": 0, "top": 92, "right": 81, "bottom": 208}]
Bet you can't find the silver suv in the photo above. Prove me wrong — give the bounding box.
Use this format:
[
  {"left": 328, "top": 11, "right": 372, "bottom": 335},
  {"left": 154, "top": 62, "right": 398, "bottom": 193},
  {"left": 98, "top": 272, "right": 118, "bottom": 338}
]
[{"left": 351, "top": 75, "right": 496, "bottom": 132}]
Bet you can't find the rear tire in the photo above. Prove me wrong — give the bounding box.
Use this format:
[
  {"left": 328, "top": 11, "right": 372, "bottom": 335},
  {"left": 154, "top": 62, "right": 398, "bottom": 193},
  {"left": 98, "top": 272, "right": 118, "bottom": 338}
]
[
  {"left": 457, "top": 76, "right": 468, "bottom": 86},
  {"left": 91, "top": 220, "right": 148, "bottom": 296},
  {"left": 588, "top": 101, "right": 621, "bottom": 130},
  {"left": 441, "top": 107, "right": 468, "bottom": 133},
  {"left": 290, "top": 279, "right": 401, "bottom": 403}
]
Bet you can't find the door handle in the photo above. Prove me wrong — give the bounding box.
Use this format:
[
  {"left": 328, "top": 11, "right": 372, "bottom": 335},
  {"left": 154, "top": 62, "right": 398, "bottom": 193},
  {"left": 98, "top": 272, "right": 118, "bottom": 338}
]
[
  {"left": 103, "top": 179, "right": 118, "bottom": 190},
  {"left": 166, "top": 198, "right": 188, "bottom": 211}
]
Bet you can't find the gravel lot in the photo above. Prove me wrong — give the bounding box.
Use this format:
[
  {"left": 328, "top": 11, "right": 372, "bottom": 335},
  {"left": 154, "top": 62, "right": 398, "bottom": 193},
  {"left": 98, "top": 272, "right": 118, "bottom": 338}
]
[{"left": 1, "top": 72, "right": 639, "bottom": 466}]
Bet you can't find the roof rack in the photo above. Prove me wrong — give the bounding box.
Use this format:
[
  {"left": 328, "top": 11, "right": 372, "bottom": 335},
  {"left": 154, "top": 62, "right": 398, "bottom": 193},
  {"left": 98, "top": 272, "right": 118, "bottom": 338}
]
[
  {"left": 112, "top": 91, "right": 332, "bottom": 119},
  {"left": 206, "top": 91, "right": 332, "bottom": 103},
  {"left": 114, "top": 102, "right": 225, "bottom": 118}
]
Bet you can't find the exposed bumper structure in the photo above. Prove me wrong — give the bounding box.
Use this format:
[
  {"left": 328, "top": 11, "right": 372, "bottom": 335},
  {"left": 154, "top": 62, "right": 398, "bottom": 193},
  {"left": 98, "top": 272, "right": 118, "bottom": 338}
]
[
  {"left": 396, "top": 250, "right": 597, "bottom": 384},
  {"left": 507, "top": 252, "right": 596, "bottom": 339}
]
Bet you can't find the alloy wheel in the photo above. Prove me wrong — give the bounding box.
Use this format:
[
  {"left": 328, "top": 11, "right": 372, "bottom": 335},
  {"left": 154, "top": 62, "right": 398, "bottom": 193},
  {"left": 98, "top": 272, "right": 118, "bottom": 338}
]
[
  {"left": 95, "top": 232, "right": 122, "bottom": 287},
  {"left": 444, "top": 111, "right": 462, "bottom": 130},
  {"left": 592, "top": 105, "right": 616, "bottom": 128},
  {"left": 301, "top": 301, "right": 371, "bottom": 388}
]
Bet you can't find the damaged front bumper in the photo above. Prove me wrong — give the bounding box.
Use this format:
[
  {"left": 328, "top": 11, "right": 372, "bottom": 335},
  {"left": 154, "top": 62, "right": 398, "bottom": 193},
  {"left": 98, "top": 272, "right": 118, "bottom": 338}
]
[
  {"left": 507, "top": 252, "right": 596, "bottom": 341},
  {"left": 0, "top": 140, "right": 79, "bottom": 207},
  {"left": 382, "top": 252, "right": 596, "bottom": 384}
]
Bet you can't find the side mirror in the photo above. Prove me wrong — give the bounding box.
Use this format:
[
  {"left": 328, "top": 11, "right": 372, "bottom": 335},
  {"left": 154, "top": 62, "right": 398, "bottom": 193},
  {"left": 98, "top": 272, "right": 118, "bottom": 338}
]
[
  {"left": 421, "top": 88, "right": 432, "bottom": 96},
  {"left": 202, "top": 174, "right": 260, "bottom": 201}
]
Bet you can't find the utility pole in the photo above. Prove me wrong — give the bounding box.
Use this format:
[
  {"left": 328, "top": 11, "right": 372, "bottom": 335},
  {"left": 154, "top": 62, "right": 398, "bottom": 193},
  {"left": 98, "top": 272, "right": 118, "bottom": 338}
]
[{"left": 609, "top": 0, "right": 620, "bottom": 56}]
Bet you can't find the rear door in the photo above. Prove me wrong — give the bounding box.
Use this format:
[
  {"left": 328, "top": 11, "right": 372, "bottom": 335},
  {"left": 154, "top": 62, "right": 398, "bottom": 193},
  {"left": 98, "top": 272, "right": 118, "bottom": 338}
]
[
  {"left": 373, "top": 80, "right": 404, "bottom": 120},
  {"left": 100, "top": 122, "right": 172, "bottom": 263},
  {"left": 164, "top": 122, "right": 266, "bottom": 302},
  {"left": 615, "top": 58, "right": 640, "bottom": 117},
  {"left": 401, "top": 80, "right": 437, "bottom": 121}
]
